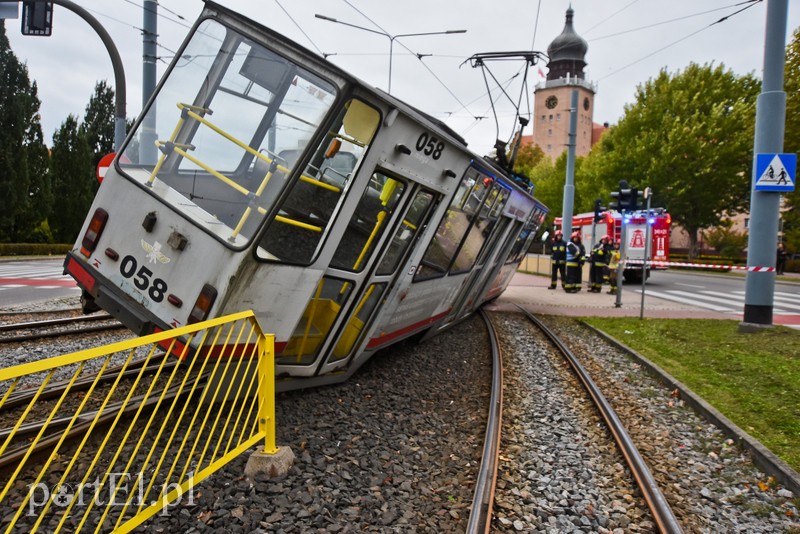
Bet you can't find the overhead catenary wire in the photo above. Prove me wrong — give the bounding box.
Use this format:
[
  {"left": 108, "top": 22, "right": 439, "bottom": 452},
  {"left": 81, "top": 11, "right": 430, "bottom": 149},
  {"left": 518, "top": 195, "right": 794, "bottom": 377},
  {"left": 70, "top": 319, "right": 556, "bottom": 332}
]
[
  {"left": 273, "top": 0, "right": 325, "bottom": 56},
  {"left": 586, "top": 0, "right": 762, "bottom": 42},
  {"left": 596, "top": 0, "right": 763, "bottom": 81}
]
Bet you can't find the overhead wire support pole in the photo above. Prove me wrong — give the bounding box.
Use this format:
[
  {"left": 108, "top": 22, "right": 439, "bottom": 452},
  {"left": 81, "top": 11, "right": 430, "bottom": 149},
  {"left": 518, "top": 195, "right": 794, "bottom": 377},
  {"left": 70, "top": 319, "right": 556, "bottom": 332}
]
[
  {"left": 640, "top": 189, "right": 652, "bottom": 320},
  {"left": 561, "top": 89, "right": 579, "bottom": 239},
  {"left": 741, "top": 0, "right": 788, "bottom": 330},
  {"left": 140, "top": 0, "right": 158, "bottom": 165}
]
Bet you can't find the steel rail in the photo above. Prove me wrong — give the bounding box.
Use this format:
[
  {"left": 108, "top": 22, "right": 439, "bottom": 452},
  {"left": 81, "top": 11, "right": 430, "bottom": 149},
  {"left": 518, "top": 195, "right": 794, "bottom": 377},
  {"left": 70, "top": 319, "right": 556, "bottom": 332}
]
[
  {"left": 0, "top": 313, "right": 113, "bottom": 332},
  {"left": 466, "top": 309, "right": 503, "bottom": 534},
  {"left": 515, "top": 304, "right": 683, "bottom": 534},
  {"left": 0, "top": 321, "right": 125, "bottom": 344},
  {"left": 0, "top": 380, "right": 197, "bottom": 471},
  {"left": 0, "top": 356, "right": 177, "bottom": 412}
]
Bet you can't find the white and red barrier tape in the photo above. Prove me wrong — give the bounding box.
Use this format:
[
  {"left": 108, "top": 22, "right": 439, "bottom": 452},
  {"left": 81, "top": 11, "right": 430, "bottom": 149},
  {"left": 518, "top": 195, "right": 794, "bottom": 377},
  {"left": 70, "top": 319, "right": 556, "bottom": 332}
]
[{"left": 624, "top": 259, "right": 775, "bottom": 272}]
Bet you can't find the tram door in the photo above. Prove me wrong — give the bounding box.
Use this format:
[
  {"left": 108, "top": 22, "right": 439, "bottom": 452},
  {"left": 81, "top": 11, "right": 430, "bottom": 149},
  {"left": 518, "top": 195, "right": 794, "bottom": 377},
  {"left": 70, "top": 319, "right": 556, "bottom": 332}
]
[
  {"left": 281, "top": 169, "right": 437, "bottom": 375},
  {"left": 441, "top": 182, "right": 512, "bottom": 325}
]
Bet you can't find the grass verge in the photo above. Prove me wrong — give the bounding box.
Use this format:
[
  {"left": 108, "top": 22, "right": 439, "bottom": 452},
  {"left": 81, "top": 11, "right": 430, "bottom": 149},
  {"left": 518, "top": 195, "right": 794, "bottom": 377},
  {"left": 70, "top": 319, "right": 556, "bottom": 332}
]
[{"left": 581, "top": 317, "right": 800, "bottom": 473}]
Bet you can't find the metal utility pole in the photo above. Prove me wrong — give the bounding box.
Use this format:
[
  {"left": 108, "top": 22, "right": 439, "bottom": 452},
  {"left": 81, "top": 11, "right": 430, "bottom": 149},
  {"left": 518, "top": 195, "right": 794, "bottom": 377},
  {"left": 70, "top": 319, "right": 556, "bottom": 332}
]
[
  {"left": 139, "top": 0, "right": 158, "bottom": 165},
  {"left": 614, "top": 222, "right": 626, "bottom": 308},
  {"left": 640, "top": 188, "right": 652, "bottom": 319},
  {"left": 561, "top": 89, "right": 578, "bottom": 238},
  {"left": 741, "top": 0, "right": 789, "bottom": 330}
]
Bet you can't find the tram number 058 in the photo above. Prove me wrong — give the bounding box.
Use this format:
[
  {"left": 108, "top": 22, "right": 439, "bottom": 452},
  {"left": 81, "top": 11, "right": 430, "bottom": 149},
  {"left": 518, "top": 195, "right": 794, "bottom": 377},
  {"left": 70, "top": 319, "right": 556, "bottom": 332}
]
[
  {"left": 120, "top": 255, "right": 167, "bottom": 302},
  {"left": 415, "top": 132, "right": 444, "bottom": 160}
]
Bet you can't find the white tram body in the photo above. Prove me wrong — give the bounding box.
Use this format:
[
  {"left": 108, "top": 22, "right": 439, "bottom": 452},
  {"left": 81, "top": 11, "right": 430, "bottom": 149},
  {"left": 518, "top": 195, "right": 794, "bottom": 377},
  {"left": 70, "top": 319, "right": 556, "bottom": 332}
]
[{"left": 64, "top": 1, "right": 548, "bottom": 387}]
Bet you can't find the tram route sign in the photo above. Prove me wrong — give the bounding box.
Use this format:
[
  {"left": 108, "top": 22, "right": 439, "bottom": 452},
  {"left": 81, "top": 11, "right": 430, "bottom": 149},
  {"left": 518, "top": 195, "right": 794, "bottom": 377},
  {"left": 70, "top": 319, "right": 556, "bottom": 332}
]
[{"left": 754, "top": 153, "right": 796, "bottom": 192}]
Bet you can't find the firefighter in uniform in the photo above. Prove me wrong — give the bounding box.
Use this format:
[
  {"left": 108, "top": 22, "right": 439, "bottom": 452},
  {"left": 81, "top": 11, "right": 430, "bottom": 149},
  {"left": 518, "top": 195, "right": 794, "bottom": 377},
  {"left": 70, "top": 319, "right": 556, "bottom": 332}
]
[
  {"left": 588, "top": 235, "right": 611, "bottom": 292},
  {"left": 564, "top": 232, "right": 585, "bottom": 292},
  {"left": 549, "top": 230, "right": 567, "bottom": 289}
]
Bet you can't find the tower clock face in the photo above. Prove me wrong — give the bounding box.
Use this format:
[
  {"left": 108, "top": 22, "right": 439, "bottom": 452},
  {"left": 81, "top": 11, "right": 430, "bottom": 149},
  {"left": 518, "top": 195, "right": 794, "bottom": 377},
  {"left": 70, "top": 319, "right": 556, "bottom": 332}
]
[
  {"left": 583, "top": 97, "right": 590, "bottom": 111},
  {"left": 545, "top": 95, "right": 558, "bottom": 109}
]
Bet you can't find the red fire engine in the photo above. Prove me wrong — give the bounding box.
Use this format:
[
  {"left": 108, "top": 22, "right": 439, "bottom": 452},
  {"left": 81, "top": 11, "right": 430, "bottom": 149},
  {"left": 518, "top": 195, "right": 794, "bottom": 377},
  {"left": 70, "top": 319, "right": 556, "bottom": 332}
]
[{"left": 554, "top": 209, "right": 671, "bottom": 282}]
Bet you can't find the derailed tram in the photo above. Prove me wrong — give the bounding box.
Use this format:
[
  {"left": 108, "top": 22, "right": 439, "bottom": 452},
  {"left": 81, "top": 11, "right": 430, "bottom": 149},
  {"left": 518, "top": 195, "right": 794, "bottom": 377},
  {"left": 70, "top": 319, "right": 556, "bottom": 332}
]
[{"left": 64, "top": 1, "right": 548, "bottom": 388}]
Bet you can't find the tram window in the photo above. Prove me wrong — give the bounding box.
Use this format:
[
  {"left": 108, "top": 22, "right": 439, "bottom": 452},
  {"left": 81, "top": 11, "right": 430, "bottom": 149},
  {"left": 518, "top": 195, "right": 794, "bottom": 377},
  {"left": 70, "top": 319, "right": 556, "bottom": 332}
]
[
  {"left": 450, "top": 184, "right": 507, "bottom": 274},
  {"left": 330, "top": 173, "right": 405, "bottom": 272},
  {"left": 506, "top": 214, "right": 540, "bottom": 264},
  {"left": 118, "top": 19, "right": 339, "bottom": 247},
  {"left": 414, "top": 168, "right": 492, "bottom": 280},
  {"left": 377, "top": 190, "right": 435, "bottom": 275},
  {"left": 257, "top": 99, "right": 380, "bottom": 264}
]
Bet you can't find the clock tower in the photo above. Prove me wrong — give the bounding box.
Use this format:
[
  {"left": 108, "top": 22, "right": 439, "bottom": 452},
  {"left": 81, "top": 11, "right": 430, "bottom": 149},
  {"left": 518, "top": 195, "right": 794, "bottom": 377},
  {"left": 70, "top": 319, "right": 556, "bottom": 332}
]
[{"left": 533, "top": 7, "right": 597, "bottom": 160}]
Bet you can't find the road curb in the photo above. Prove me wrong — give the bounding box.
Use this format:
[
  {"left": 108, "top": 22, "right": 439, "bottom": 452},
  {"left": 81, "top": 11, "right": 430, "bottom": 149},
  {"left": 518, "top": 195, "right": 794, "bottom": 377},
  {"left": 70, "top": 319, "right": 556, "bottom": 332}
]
[{"left": 582, "top": 322, "right": 800, "bottom": 496}]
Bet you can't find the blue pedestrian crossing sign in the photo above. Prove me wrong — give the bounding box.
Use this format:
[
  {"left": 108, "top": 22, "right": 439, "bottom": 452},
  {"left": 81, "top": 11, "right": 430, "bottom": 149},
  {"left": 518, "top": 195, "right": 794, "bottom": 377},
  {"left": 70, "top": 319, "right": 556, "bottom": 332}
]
[{"left": 754, "top": 153, "right": 796, "bottom": 192}]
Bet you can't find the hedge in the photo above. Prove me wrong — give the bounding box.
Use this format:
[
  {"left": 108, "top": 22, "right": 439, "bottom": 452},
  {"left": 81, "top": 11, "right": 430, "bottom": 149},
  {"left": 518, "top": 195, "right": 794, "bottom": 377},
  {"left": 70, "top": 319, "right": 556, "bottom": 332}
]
[{"left": 0, "top": 243, "right": 72, "bottom": 257}]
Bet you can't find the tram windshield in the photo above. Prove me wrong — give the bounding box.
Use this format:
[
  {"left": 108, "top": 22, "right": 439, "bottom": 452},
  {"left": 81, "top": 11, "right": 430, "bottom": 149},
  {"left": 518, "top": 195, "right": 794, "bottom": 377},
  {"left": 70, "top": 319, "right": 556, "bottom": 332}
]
[{"left": 119, "top": 18, "right": 339, "bottom": 246}]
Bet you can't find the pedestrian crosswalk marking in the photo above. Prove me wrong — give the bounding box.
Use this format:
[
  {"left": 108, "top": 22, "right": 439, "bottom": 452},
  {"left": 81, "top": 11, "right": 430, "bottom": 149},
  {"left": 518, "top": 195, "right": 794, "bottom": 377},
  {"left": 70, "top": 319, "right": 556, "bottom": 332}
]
[
  {"left": 636, "top": 288, "right": 800, "bottom": 317},
  {"left": 638, "top": 289, "right": 731, "bottom": 312}
]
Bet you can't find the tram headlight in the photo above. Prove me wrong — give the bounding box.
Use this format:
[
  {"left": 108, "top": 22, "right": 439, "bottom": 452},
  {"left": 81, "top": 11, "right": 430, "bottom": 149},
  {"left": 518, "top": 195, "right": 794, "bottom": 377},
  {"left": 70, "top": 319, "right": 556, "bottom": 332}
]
[
  {"left": 80, "top": 208, "right": 109, "bottom": 257},
  {"left": 188, "top": 283, "right": 218, "bottom": 324}
]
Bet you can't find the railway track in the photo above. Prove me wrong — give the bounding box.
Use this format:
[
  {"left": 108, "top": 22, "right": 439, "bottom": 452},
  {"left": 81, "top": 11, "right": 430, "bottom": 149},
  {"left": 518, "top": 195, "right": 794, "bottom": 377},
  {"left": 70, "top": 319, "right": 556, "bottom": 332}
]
[
  {"left": 0, "top": 313, "right": 125, "bottom": 344},
  {"left": 2, "top": 308, "right": 796, "bottom": 532},
  {"left": 474, "top": 308, "right": 682, "bottom": 533}
]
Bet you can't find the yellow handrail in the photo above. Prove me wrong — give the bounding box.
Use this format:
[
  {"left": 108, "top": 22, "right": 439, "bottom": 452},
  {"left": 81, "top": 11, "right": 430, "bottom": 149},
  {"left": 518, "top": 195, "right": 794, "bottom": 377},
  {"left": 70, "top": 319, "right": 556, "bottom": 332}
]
[{"left": 0, "top": 311, "right": 279, "bottom": 533}]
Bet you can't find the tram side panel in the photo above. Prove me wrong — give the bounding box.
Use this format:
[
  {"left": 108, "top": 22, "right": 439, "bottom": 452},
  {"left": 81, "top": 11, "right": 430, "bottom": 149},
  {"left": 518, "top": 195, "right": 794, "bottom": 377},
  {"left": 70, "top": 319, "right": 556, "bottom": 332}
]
[
  {"left": 365, "top": 166, "right": 543, "bottom": 349},
  {"left": 62, "top": 2, "right": 549, "bottom": 387}
]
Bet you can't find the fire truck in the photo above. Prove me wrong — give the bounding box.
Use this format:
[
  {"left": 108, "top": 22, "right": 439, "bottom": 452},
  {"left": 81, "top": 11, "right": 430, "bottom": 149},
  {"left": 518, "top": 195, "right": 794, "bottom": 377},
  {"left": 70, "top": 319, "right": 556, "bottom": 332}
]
[{"left": 554, "top": 209, "right": 671, "bottom": 283}]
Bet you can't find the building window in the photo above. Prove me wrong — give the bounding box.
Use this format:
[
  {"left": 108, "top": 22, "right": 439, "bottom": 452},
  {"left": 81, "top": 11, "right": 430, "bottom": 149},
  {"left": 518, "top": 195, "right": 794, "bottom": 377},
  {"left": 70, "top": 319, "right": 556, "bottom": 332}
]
[
  {"left": 541, "top": 114, "right": 546, "bottom": 122},
  {"left": 547, "top": 144, "right": 552, "bottom": 151},
  {"left": 548, "top": 128, "right": 552, "bottom": 136},
  {"left": 549, "top": 114, "right": 553, "bottom": 122},
  {"left": 556, "top": 113, "right": 561, "bottom": 121}
]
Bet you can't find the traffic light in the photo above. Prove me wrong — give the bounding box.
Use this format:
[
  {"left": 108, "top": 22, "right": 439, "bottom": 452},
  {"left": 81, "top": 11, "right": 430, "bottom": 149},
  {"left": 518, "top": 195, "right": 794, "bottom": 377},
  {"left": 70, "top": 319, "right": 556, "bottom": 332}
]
[
  {"left": 628, "top": 188, "right": 643, "bottom": 211},
  {"left": 21, "top": 0, "right": 53, "bottom": 36},
  {"left": 609, "top": 180, "right": 644, "bottom": 212},
  {"left": 609, "top": 180, "right": 629, "bottom": 212},
  {"left": 609, "top": 191, "right": 620, "bottom": 211},
  {"left": 593, "top": 199, "right": 606, "bottom": 222}
]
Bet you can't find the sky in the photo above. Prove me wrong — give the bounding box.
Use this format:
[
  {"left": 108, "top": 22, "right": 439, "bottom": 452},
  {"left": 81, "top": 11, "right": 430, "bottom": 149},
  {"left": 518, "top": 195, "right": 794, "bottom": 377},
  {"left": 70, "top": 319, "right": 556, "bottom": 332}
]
[{"left": 4, "top": 0, "right": 798, "bottom": 157}]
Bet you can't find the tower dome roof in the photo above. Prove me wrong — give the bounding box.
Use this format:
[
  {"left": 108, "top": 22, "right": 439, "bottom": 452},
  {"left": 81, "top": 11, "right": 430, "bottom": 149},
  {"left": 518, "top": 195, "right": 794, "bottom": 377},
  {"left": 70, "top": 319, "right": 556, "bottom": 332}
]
[{"left": 547, "top": 6, "right": 589, "bottom": 79}]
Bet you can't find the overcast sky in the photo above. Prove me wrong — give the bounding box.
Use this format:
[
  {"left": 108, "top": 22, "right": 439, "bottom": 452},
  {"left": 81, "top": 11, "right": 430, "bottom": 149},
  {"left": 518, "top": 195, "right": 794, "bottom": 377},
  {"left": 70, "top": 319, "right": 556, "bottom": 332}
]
[{"left": 4, "top": 0, "right": 798, "bottom": 156}]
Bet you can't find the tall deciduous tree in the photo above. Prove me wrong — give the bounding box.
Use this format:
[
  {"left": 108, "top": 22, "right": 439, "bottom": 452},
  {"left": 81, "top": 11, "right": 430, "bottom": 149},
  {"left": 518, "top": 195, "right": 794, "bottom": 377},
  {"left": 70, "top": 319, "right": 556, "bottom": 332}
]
[
  {"left": 81, "top": 81, "right": 115, "bottom": 195},
  {"left": 781, "top": 27, "right": 800, "bottom": 255},
  {"left": 0, "top": 22, "right": 51, "bottom": 242},
  {"left": 581, "top": 63, "right": 760, "bottom": 257},
  {"left": 49, "top": 115, "right": 92, "bottom": 243}
]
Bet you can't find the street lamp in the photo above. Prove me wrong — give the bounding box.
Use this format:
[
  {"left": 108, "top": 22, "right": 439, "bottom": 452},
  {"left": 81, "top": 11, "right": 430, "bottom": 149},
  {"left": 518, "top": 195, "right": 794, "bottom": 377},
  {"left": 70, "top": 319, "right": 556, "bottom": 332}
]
[{"left": 315, "top": 14, "right": 466, "bottom": 94}]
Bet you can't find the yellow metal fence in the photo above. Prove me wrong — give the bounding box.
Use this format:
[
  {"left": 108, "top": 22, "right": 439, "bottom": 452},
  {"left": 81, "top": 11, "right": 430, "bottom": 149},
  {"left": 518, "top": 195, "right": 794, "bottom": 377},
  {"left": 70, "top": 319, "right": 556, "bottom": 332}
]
[{"left": 0, "top": 311, "right": 276, "bottom": 533}]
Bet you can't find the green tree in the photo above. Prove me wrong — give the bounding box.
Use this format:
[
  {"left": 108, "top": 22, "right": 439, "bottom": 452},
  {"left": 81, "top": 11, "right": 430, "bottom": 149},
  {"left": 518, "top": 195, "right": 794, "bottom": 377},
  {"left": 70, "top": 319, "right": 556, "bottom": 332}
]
[
  {"left": 513, "top": 143, "right": 546, "bottom": 176},
  {"left": 582, "top": 62, "right": 760, "bottom": 257},
  {"left": 527, "top": 152, "right": 595, "bottom": 233},
  {"left": 80, "top": 80, "right": 115, "bottom": 195},
  {"left": 781, "top": 27, "right": 800, "bottom": 255},
  {"left": 0, "top": 22, "right": 51, "bottom": 242},
  {"left": 703, "top": 220, "right": 748, "bottom": 258},
  {"left": 49, "top": 115, "right": 92, "bottom": 243}
]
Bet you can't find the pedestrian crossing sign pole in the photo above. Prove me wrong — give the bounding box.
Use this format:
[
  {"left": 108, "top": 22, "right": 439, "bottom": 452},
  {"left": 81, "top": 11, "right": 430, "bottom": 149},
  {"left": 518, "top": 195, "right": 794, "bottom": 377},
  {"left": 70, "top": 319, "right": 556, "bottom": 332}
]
[{"left": 754, "top": 153, "right": 796, "bottom": 192}]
